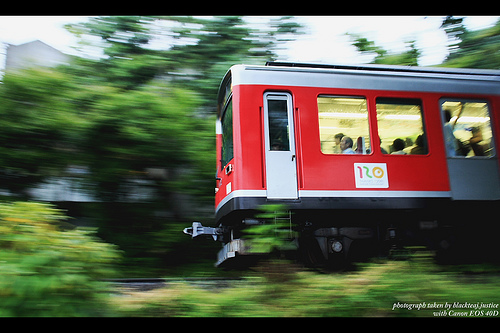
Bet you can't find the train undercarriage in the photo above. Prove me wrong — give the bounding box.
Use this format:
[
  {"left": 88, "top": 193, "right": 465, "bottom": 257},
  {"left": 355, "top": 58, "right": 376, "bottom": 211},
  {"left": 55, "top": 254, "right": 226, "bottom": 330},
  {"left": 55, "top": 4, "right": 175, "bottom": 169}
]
[{"left": 184, "top": 200, "right": 500, "bottom": 268}]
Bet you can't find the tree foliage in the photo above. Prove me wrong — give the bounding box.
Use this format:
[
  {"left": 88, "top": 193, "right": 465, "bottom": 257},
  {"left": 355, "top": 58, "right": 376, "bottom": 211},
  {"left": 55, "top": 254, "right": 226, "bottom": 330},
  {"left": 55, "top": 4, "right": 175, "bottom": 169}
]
[
  {"left": 440, "top": 16, "right": 500, "bottom": 69},
  {"left": 66, "top": 16, "right": 168, "bottom": 90},
  {"left": 0, "top": 69, "right": 79, "bottom": 197},
  {"left": 0, "top": 16, "right": 303, "bottom": 202},
  {"left": 82, "top": 83, "right": 206, "bottom": 201},
  {"left": 156, "top": 16, "right": 303, "bottom": 109},
  {"left": 348, "top": 33, "right": 420, "bottom": 66}
]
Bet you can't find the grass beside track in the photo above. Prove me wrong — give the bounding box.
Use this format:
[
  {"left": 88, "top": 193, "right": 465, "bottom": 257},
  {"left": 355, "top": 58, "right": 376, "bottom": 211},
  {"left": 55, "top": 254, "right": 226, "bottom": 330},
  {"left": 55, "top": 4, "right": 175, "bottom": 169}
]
[{"left": 109, "top": 255, "right": 500, "bottom": 317}]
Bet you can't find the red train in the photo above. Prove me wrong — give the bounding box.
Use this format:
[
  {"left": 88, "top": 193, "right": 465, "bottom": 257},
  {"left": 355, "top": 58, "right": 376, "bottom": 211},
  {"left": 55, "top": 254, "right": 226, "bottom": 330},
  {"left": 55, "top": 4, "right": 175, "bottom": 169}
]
[{"left": 184, "top": 62, "right": 500, "bottom": 266}]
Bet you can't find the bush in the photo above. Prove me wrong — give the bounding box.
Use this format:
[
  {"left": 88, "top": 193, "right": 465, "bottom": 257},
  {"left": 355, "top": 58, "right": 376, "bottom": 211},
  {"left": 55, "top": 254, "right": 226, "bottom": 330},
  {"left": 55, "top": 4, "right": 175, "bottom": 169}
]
[{"left": 0, "top": 202, "right": 121, "bottom": 316}]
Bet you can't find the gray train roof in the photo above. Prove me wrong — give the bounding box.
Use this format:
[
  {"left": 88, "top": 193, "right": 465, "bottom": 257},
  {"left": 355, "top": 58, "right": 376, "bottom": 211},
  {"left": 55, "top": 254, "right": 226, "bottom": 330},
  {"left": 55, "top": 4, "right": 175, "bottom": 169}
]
[
  {"left": 225, "top": 62, "right": 500, "bottom": 96},
  {"left": 266, "top": 61, "right": 500, "bottom": 77}
]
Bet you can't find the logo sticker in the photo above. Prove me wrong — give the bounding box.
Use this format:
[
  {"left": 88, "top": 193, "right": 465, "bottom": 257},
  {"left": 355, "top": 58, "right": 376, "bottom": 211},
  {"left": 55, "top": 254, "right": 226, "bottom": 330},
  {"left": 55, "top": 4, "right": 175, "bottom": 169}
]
[{"left": 354, "top": 163, "right": 389, "bottom": 188}]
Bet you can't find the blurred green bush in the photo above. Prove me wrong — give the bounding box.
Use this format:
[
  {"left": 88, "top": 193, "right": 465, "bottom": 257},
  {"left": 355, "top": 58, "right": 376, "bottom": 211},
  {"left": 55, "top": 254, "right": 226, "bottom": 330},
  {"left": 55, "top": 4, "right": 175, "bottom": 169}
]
[
  {"left": 242, "top": 204, "right": 294, "bottom": 255},
  {"left": 0, "top": 201, "right": 121, "bottom": 316}
]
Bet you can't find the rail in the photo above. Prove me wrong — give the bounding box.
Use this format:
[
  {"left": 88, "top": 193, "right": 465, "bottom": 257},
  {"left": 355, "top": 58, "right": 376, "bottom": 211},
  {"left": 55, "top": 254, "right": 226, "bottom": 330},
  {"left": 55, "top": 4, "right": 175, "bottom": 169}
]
[{"left": 105, "top": 277, "right": 246, "bottom": 292}]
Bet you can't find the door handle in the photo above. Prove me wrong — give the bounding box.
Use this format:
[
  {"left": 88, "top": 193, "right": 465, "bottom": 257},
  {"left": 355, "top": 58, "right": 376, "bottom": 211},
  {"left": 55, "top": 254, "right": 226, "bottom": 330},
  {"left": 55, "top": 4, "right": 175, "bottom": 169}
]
[{"left": 291, "top": 155, "right": 296, "bottom": 161}]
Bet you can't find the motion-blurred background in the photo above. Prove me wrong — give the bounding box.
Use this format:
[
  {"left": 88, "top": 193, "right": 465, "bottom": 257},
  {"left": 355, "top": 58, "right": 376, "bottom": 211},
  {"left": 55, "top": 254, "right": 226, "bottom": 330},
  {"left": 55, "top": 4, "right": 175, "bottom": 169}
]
[
  {"left": 1, "top": 15, "right": 499, "bottom": 275},
  {"left": 0, "top": 16, "right": 499, "bottom": 317}
]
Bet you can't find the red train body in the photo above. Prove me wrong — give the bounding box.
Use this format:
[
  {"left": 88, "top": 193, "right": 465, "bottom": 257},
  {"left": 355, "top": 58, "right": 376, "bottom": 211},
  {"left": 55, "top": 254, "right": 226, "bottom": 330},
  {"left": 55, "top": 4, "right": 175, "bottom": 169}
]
[{"left": 186, "top": 62, "right": 500, "bottom": 266}]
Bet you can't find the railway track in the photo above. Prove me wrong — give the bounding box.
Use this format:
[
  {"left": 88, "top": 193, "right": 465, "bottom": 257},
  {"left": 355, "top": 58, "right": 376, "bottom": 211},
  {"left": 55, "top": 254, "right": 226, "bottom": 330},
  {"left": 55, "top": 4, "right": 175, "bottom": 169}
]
[{"left": 105, "top": 277, "right": 246, "bottom": 292}]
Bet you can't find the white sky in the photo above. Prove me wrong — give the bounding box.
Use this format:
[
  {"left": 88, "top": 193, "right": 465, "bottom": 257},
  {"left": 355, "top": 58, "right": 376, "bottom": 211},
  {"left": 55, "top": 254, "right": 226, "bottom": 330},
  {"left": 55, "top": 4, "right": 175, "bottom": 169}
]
[
  {"left": 0, "top": 15, "right": 498, "bottom": 70},
  {"left": 286, "top": 16, "right": 499, "bottom": 66}
]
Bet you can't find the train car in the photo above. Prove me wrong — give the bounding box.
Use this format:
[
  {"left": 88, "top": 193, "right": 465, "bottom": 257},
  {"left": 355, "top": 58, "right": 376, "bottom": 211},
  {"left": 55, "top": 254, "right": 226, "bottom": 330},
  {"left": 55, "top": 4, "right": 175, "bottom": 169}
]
[{"left": 184, "top": 62, "right": 500, "bottom": 267}]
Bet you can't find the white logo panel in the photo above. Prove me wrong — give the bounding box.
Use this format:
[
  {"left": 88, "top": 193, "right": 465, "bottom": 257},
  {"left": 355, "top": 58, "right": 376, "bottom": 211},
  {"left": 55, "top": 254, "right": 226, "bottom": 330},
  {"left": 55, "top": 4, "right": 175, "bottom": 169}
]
[{"left": 354, "top": 163, "right": 389, "bottom": 188}]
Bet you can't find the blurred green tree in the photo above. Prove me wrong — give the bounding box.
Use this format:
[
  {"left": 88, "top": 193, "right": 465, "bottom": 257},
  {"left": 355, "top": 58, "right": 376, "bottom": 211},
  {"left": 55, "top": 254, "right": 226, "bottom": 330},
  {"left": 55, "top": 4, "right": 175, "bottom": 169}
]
[
  {"left": 60, "top": 15, "right": 303, "bottom": 201},
  {"left": 157, "top": 16, "right": 304, "bottom": 110},
  {"left": 82, "top": 83, "right": 210, "bottom": 202},
  {"left": 347, "top": 33, "right": 420, "bottom": 66},
  {"left": 440, "top": 16, "right": 500, "bottom": 69},
  {"left": 0, "top": 15, "right": 303, "bottom": 203},
  {"left": 65, "top": 16, "right": 303, "bottom": 101},
  {"left": 0, "top": 68, "right": 82, "bottom": 198},
  {"left": 440, "top": 15, "right": 468, "bottom": 57},
  {"left": 65, "top": 16, "right": 172, "bottom": 90}
]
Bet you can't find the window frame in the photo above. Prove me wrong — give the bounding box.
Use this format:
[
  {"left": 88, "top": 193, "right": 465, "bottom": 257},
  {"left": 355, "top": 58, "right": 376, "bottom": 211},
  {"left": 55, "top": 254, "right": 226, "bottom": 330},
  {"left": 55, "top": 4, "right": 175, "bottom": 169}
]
[{"left": 375, "top": 97, "right": 429, "bottom": 156}]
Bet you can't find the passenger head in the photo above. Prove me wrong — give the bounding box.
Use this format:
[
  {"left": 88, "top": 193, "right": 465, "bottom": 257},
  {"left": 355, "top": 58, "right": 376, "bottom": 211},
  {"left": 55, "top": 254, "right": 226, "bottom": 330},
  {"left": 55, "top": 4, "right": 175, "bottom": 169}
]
[
  {"left": 340, "top": 136, "right": 353, "bottom": 151},
  {"left": 334, "top": 133, "right": 344, "bottom": 145},
  {"left": 392, "top": 138, "right": 405, "bottom": 152},
  {"left": 415, "top": 134, "right": 424, "bottom": 147}
]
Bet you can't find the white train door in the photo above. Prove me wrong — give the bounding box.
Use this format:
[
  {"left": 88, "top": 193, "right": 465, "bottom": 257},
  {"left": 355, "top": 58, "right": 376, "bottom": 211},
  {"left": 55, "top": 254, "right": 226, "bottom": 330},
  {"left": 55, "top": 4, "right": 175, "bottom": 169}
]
[{"left": 263, "top": 92, "right": 298, "bottom": 199}]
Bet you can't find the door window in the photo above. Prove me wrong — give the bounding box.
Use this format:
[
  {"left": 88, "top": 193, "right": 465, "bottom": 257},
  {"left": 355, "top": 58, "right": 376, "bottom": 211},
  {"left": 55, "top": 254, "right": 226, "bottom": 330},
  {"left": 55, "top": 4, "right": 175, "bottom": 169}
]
[{"left": 267, "top": 98, "right": 291, "bottom": 151}]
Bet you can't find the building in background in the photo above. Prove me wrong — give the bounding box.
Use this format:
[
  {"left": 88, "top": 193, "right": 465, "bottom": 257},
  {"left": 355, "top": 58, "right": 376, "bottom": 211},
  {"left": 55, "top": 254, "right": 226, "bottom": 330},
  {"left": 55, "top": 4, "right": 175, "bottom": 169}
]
[{"left": 5, "top": 40, "right": 70, "bottom": 72}]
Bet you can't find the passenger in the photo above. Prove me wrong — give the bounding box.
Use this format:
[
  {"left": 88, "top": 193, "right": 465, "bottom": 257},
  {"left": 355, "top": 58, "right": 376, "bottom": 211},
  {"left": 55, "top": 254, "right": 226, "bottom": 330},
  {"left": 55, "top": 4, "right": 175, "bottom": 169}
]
[
  {"left": 403, "top": 137, "right": 414, "bottom": 154},
  {"left": 340, "top": 136, "right": 355, "bottom": 154},
  {"left": 271, "top": 143, "right": 283, "bottom": 151},
  {"left": 405, "top": 137, "right": 413, "bottom": 149},
  {"left": 271, "top": 139, "right": 284, "bottom": 151},
  {"left": 470, "top": 126, "right": 485, "bottom": 156},
  {"left": 410, "top": 135, "right": 427, "bottom": 155},
  {"left": 391, "top": 138, "right": 406, "bottom": 154},
  {"left": 443, "top": 109, "right": 459, "bottom": 157},
  {"left": 355, "top": 137, "right": 365, "bottom": 154},
  {"left": 380, "top": 138, "right": 388, "bottom": 154},
  {"left": 333, "top": 133, "right": 344, "bottom": 154}
]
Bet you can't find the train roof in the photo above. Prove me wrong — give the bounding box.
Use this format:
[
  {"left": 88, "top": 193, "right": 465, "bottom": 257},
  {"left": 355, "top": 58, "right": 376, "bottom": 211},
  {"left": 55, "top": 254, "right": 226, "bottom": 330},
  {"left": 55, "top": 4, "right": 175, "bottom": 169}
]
[
  {"left": 265, "top": 61, "right": 500, "bottom": 77},
  {"left": 218, "top": 62, "right": 500, "bottom": 116}
]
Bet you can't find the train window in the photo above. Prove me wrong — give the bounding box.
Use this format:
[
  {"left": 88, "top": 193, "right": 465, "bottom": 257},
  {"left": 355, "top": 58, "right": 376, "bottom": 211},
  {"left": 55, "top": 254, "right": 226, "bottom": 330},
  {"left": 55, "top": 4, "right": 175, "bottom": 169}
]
[
  {"left": 267, "top": 97, "right": 291, "bottom": 151},
  {"left": 441, "top": 100, "right": 495, "bottom": 157},
  {"left": 221, "top": 99, "right": 233, "bottom": 167},
  {"left": 317, "top": 96, "right": 371, "bottom": 154},
  {"left": 376, "top": 98, "right": 428, "bottom": 155}
]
